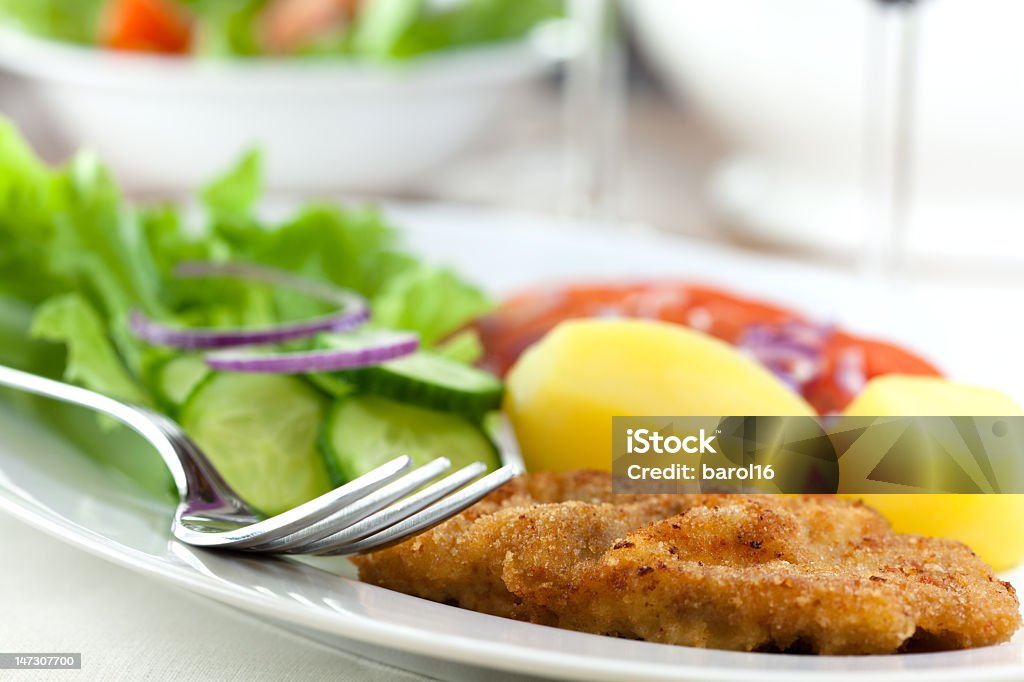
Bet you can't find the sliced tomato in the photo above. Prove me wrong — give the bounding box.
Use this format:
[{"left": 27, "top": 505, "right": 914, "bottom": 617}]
[
  {"left": 477, "top": 282, "right": 800, "bottom": 375},
  {"left": 674, "top": 285, "right": 798, "bottom": 343},
  {"left": 103, "top": 0, "right": 193, "bottom": 54},
  {"left": 477, "top": 281, "right": 942, "bottom": 415},
  {"left": 803, "top": 332, "right": 942, "bottom": 414},
  {"left": 834, "top": 333, "right": 942, "bottom": 378}
]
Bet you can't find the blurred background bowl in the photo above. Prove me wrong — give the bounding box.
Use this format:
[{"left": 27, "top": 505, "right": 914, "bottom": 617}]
[
  {"left": 628, "top": 0, "right": 1024, "bottom": 267},
  {"left": 0, "top": 25, "right": 559, "bottom": 194}
]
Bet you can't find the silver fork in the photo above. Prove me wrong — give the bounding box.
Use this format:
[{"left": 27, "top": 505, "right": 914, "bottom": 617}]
[{"left": 0, "top": 365, "right": 519, "bottom": 555}]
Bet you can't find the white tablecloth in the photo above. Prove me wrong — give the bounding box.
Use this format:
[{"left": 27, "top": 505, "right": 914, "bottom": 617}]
[{"left": 0, "top": 514, "right": 429, "bottom": 681}]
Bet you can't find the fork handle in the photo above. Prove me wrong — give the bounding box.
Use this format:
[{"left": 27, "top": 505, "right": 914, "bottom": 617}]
[{"left": 0, "top": 364, "right": 190, "bottom": 496}]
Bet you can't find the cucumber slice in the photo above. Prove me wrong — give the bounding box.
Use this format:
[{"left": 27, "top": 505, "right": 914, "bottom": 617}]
[
  {"left": 434, "top": 329, "right": 484, "bottom": 364},
  {"left": 180, "top": 373, "right": 332, "bottom": 515},
  {"left": 319, "top": 351, "right": 500, "bottom": 425},
  {"left": 152, "top": 355, "right": 209, "bottom": 412},
  {"left": 351, "top": 351, "right": 503, "bottom": 418},
  {"left": 318, "top": 332, "right": 503, "bottom": 419},
  {"left": 321, "top": 394, "right": 500, "bottom": 485},
  {"left": 304, "top": 372, "right": 356, "bottom": 398}
]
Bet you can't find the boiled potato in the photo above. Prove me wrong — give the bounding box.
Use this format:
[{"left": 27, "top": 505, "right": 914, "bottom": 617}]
[
  {"left": 504, "top": 318, "right": 815, "bottom": 473},
  {"left": 844, "top": 374, "right": 1024, "bottom": 570},
  {"left": 845, "top": 375, "right": 1023, "bottom": 417}
]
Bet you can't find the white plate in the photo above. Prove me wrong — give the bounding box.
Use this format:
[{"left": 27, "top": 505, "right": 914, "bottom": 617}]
[{"left": 2, "top": 203, "right": 1023, "bottom": 682}]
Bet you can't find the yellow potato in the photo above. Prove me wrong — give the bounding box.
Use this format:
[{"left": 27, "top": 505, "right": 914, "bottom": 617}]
[
  {"left": 504, "top": 318, "right": 815, "bottom": 474},
  {"left": 843, "top": 374, "right": 1024, "bottom": 570},
  {"left": 845, "top": 374, "right": 1024, "bottom": 417}
]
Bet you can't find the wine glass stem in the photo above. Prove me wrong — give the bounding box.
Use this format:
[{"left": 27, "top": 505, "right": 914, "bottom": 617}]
[
  {"left": 561, "top": 0, "right": 625, "bottom": 219},
  {"left": 863, "top": 0, "right": 919, "bottom": 281}
]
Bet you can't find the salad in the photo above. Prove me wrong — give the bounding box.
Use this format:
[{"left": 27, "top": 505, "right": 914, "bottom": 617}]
[
  {"left": 0, "top": 115, "right": 504, "bottom": 513},
  {"left": 0, "top": 0, "right": 562, "bottom": 58}
]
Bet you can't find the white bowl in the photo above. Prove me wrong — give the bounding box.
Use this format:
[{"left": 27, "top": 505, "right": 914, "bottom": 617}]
[
  {"left": 0, "top": 26, "right": 560, "bottom": 193},
  {"left": 628, "top": 0, "right": 1024, "bottom": 266}
]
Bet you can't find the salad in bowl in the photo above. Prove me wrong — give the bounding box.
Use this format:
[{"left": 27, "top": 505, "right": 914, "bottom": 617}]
[
  {"left": 0, "top": 0, "right": 562, "bottom": 58},
  {"left": 0, "top": 0, "right": 566, "bottom": 192}
]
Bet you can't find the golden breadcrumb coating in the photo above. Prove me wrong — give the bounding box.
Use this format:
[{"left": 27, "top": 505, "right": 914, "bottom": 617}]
[{"left": 353, "top": 471, "right": 1020, "bottom": 654}]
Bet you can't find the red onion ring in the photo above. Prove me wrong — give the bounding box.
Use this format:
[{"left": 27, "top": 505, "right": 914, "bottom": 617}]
[
  {"left": 130, "top": 261, "right": 369, "bottom": 349},
  {"left": 204, "top": 332, "right": 419, "bottom": 373},
  {"left": 834, "top": 347, "right": 867, "bottom": 396},
  {"left": 738, "top": 321, "right": 833, "bottom": 391}
]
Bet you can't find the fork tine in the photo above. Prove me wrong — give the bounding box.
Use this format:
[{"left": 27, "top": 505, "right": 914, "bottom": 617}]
[
  {"left": 175, "top": 455, "right": 412, "bottom": 549},
  {"left": 315, "top": 464, "right": 520, "bottom": 556},
  {"left": 290, "top": 461, "right": 488, "bottom": 555},
  {"left": 248, "top": 457, "right": 452, "bottom": 552}
]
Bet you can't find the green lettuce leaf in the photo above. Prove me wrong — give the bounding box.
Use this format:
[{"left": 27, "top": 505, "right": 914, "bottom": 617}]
[
  {"left": 350, "top": 0, "right": 424, "bottom": 58},
  {"left": 30, "top": 293, "right": 151, "bottom": 406},
  {"left": 351, "top": 0, "right": 563, "bottom": 59},
  {"left": 0, "top": 0, "right": 104, "bottom": 44},
  {"left": 187, "top": 0, "right": 265, "bottom": 57},
  {"left": 0, "top": 118, "right": 62, "bottom": 304},
  {"left": 202, "top": 147, "right": 262, "bottom": 234},
  {"left": 372, "top": 265, "right": 491, "bottom": 346}
]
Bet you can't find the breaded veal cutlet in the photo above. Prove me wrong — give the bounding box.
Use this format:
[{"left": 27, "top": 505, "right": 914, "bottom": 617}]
[{"left": 353, "top": 470, "right": 1021, "bottom": 655}]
